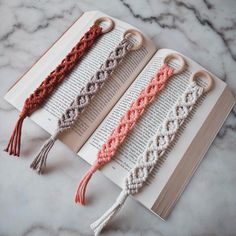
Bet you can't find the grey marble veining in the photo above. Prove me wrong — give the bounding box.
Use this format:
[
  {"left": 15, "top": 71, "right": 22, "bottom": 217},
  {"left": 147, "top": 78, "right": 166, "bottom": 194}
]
[{"left": 0, "top": 0, "right": 236, "bottom": 235}]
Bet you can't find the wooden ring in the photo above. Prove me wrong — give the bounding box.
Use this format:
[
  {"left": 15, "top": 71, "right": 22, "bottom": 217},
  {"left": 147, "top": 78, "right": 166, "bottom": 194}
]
[
  {"left": 190, "top": 70, "right": 213, "bottom": 93},
  {"left": 123, "top": 29, "right": 144, "bottom": 51},
  {"left": 163, "top": 53, "right": 186, "bottom": 75},
  {"left": 94, "top": 17, "right": 114, "bottom": 34}
]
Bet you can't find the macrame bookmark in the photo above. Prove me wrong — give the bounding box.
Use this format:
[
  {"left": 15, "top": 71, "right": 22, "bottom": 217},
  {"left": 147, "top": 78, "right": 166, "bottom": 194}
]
[
  {"left": 5, "top": 17, "right": 114, "bottom": 157},
  {"left": 30, "top": 29, "right": 144, "bottom": 174},
  {"left": 75, "top": 53, "right": 186, "bottom": 205},
  {"left": 90, "top": 69, "right": 213, "bottom": 235}
]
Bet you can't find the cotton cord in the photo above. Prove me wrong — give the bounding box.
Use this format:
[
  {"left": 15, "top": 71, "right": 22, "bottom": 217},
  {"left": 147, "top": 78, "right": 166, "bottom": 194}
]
[
  {"left": 5, "top": 24, "right": 103, "bottom": 157},
  {"left": 90, "top": 81, "right": 204, "bottom": 235},
  {"left": 75, "top": 64, "right": 174, "bottom": 205},
  {"left": 30, "top": 39, "right": 133, "bottom": 174}
]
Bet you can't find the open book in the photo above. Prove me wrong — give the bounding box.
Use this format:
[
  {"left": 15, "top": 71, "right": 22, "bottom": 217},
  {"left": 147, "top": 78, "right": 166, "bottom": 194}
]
[{"left": 5, "top": 11, "right": 235, "bottom": 220}]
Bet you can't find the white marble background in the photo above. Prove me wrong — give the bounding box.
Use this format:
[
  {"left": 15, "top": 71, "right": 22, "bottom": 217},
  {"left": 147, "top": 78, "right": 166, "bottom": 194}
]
[{"left": 0, "top": 0, "right": 236, "bottom": 235}]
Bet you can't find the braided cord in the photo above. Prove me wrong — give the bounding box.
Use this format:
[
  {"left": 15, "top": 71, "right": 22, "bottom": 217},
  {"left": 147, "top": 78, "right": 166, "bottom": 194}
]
[
  {"left": 30, "top": 38, "right": 133, "bottom": 174},
  {"left": 25, "top": 24, "right": 103, "bottom": 116},
  {"left": 75, "top": 64, "right": 174, "bottom": 205},
  {"left": 97, "top": 64, "right": 173, "bottom": 166},
  {"left": 5, "top": 24, "right": 102, "bottom": 157},
  {"left": 124, "top": 81, "right": 203, "bottom": 194},
  {"left": 90, "top": 81, "right": 204, "bottom": 235},
  {"left": 57, "top": 38, "right": 132, "bottom": 134}
]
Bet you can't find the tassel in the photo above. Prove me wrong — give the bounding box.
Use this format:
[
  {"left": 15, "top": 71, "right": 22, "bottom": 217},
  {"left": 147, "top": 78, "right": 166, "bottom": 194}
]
[
  {"left": 5, "top": 112, "right": 27, "bottom": 157},
  {"left": 30, "top": 132, "right": 58, "bottom": 174},
  {"left": 90, "top": 191, "right": 128, "bottom": 236},
  {"left": 75, "top": 165, "right": 96, "bottom": 205}
]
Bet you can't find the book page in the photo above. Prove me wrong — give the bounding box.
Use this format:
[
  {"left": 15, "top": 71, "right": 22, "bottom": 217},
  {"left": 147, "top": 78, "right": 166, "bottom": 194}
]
[
  {"left": 4, "top": 11, "right": 156, "bottom": 152},
  {"left": 78, "top": 48, "right": 232, "bottom": 211}
]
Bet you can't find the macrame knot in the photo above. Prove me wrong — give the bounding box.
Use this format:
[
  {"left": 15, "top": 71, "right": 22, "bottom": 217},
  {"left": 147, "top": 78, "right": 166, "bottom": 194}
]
[
  {"left": 21, "top": 102, "right": 30, "bottom": 117},
  {"left": 162, "top": 63, "right": 173, "bottom": 76},
  {"left": 90, "top": 160, "right": 100, "bottom": 174},
  {"left": 116, "top": 190, "right": 129, "bottom": 204}
]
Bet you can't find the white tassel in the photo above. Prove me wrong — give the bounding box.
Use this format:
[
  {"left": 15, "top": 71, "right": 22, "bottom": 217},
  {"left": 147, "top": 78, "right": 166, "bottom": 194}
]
[{"left": 90, "top": 191, "right": 128, "bottom": 236}]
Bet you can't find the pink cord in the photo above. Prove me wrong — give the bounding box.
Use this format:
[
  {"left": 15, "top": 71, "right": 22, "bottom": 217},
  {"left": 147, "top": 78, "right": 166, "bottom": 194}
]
[{"left": 75, "top": 64, "right": 174, "bottom": 205}]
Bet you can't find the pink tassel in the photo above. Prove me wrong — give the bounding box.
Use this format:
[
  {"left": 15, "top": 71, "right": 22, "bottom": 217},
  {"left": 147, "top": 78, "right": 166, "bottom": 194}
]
[{"left": 75, "top": 163, "right": 99, "bottom": 205}]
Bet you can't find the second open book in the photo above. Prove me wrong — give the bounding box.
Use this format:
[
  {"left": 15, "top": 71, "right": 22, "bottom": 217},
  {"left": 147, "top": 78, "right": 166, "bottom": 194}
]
[{"left": 5, "top": 11, "right": 235, "bottom": 220}]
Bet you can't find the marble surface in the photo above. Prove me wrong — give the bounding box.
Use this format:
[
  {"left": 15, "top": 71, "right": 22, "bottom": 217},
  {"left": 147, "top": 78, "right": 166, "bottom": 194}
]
[{"left": 0, "top": 0, "right": 236, "bottom": 235}]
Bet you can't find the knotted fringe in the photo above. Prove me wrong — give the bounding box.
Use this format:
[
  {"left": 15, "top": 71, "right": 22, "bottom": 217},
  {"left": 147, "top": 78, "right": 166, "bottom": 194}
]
[
  {"left": 5, "top": 113, "right": 27, "bottom": 157},
  {"left": 90, "top": 191, "right": 128, "bottom": 236},
  {"left": 75, "top": 164, "right": 98, "bottom": 205},
  {"left": 30, "top": 132, "right": 58, "bottom": 174}
]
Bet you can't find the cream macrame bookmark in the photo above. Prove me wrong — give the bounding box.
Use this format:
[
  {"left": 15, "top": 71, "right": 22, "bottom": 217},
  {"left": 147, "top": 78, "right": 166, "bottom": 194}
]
[
  {"left": 90, "top": 69, "right": 213, "bottom": 235},
  {"left": 30, "top": 29, "right": 144, "bottom": 174}
]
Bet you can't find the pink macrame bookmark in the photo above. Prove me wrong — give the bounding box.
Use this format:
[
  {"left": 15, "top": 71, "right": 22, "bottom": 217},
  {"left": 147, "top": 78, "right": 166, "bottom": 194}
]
[{"left": 75, "top": 53, "right": 186, "bottom": 205}]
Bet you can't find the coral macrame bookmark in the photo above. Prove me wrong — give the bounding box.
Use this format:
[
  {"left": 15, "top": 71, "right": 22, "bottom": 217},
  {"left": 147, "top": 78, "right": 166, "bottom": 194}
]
[
  {"left": 5, "top": 17, "right": 114, "bottom": 157},
  {"left": 90, "top": 70, "right": 213, "bottom": 235},
  {"left": 75, "top": 53, "right": 186, "bottom": 205},
  {"left": 30, "top": 29, "right": 144, "bottom": 174}
]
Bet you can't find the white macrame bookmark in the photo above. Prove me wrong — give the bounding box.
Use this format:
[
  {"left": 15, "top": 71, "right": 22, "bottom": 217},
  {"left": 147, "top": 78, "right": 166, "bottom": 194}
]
[{"left": 90, "top": 69, "right": 213, "bottom": 235}]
